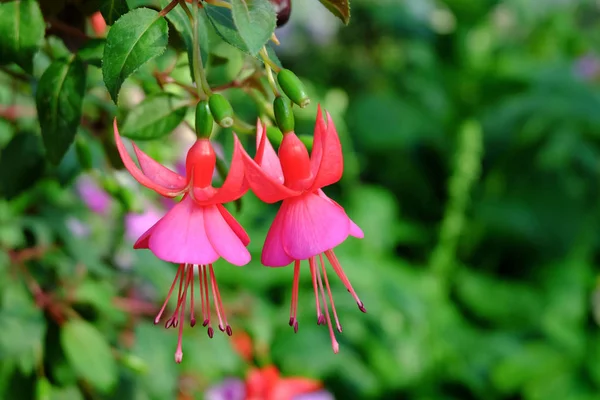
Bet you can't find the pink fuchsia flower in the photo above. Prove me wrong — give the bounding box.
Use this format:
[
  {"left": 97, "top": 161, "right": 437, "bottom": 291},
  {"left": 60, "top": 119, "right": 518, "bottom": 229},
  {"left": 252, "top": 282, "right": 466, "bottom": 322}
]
[
  {"left": 237, "top": 107, "right": 365, "bottom": 353},
  {"left": 75, "top": 175, "right": 112, "bottom": 215},
  {"left": 113, "top": 119, "right": 250, "bottom": 362},
  {"left": 205, "top": 378, "right": 246, "bottom": 400},
  {"left": 124, "top": 205, "right": 163, "bottom": 243}
]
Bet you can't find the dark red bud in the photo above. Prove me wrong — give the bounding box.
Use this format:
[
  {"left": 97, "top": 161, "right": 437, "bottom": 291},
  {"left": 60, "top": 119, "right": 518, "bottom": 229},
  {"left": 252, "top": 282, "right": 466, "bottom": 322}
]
[{"left": 270, "top": 0, "right": 291, "bottom": 27}]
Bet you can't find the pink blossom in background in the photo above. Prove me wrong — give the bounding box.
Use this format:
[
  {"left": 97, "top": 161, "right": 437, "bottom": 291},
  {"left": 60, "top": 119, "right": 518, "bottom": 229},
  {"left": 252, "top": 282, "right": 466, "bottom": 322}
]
[
  {"left": 65, "top": 217, "right": 90, "bottom": 238},
  {"left": 124, "top": 206, "right": 163, "bottom": 243},
  {"left": 205, "top": 378, "right": 245, "bottom": 400},
  {"left": 75, "top": 175, "right": 112, "bottom": 215}
]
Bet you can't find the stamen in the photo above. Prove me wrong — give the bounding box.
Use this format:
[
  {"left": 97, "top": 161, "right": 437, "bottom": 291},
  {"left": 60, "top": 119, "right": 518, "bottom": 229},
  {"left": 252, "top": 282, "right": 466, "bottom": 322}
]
[
  {"left": 289, "top": 260, "right": 300, "bottom": 332},
  {"left": 309, "top": 257, "right": 324, "bottom": 325},
  {"left": 154, "top": 264, "right": 183, "bottom": 325},
  {"left": 315, "top": 256, "right": 339, "bottom": 353},
  {"left": 174, "top": 265, "right": 192, "bottom": 363},
  {"left": 320, "top": 254, "right": 342, "bottom": 333},
  {"left": 165, "top": 264, "right": 186, "bottom": 328},
  {"left": 325, "top": 250, "right": 366, "bottom": 313},
  {"left": 202, "top": 265, "right": 213, "bottom": 335},
  {"left": 189, "top": 264, "right": 196, "bottom": 327},
  {"left": 209, "top": 265, "right": 232, "bottom": 336}
]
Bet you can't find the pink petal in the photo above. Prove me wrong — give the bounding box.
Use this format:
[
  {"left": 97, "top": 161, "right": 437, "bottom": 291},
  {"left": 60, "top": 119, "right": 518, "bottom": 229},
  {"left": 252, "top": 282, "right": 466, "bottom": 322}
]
[
  {"left": 217, "top": 204, "right": 250, "bottom": 246},
  {"left": 134, "top": 223, "right": 155, "bottom": 249},
  {"left": 316, "top": 189, "right": 364, "bottom": 239},
  {"left": 255, "top": 120, "right": 284, "bottom": 183},
  {"left": 207, "top": 134, "right": 248, "bottom": 205},
  {"left": 238, "top": 135, "right": 300, "bottom": 203},
  {"left": 281, "top": 192, "right": 350, "bottom": 260},
  {"left": 309, "top": 105, "right": 327, "bottom": 176},
  {"left": 113, "top": 118, "right": 183, "bottom": 197},
  {"left": 308, "top": 112, "right": 343, "bottom": 191},
  {"left": 146, "top": 196, "right": 220, "bottom": 265},
  {"left": 132, "top": 143, "right": 187, "bottom": 191},
  {"left": 204, "top": 205, "right": 250, "bottom": 266},
  {"left": 261, "top": 201, "right": 294, "bottom": 267}
]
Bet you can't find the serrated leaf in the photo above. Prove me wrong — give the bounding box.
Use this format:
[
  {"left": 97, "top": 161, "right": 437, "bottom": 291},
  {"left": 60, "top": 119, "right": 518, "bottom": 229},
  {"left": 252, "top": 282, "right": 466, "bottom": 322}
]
[
  {"left": 121, "top": 94, "right": 188, "bottom": 140},
  {"left": 60, "top": 320, "right": 117, "bottom": 392},
  {"left": 102, "top": 8, "right": 168, "bottom": 103},
  {"left": 36, "top": 56, "right": 87, "bottom": 164},
  {"left": 160, "top": 0, "right": 210, "bottom": 79},
  {"left": 0, "top": 0, "right": 45, "bottom": 72},
  {"left": 77, "top": 39, "right": 105, "bottom": 68},
  {"left": 0, "top": 133, "right": 44, "bottom": 199},
  {"left": 231, "top": 0, "right": 276, "bottom": 55},
  {"left": 319, "top": 0, "right": 351, "bottom": 25},
  {"left": 100, "top": 0, "right": 129, "bottom": 25}
]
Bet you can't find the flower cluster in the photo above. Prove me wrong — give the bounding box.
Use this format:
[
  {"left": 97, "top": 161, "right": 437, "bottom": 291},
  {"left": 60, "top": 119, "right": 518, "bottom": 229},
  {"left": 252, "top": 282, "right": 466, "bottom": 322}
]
[{"left": 113, "top": 105, "right": 365, "bottom": 362}]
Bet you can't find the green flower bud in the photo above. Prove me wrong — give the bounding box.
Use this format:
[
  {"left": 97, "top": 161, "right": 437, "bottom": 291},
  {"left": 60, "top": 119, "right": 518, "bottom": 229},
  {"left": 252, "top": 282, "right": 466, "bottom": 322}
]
[
  {"left": 195, "top": 100, "right": 213, "bottom": 138},
  {"left": 75, "top": 136, "right": 93, "bottom": 171},
  {"left": 273, "top": 96, "right": 294, "bottom": 133},
  {"left": 277, "top": 69, "right": 310, "bottom": 108},
  {"left": 208, "top": 94, "right": 234, "bottom": 128},
  {"left": 266, "top": 126, "right": 283, "bottom": 146}
]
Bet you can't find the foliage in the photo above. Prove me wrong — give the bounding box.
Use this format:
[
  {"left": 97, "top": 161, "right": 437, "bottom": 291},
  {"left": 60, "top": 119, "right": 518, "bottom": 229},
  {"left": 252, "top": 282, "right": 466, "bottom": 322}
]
[{"left": 0, "top": 0, "right": 599, "bottom": 399}]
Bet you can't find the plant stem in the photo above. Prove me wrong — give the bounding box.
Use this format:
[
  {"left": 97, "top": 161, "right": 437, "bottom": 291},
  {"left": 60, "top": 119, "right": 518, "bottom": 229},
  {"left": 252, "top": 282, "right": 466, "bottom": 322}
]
[
  {"left": 158, "top": 0, "right": 179, "bottom": 17},
  {"left": 192, "top": 0, "right": 212, "bottom": 98}
]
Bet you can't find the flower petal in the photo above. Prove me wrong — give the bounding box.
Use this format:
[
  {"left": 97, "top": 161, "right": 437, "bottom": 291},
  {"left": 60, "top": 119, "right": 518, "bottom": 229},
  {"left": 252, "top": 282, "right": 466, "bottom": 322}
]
[
  {"left": 261, "top": 201, "right": 294, "bottom": 267},
  {"left": 217, "top": 204, "right": 250, "bottom": 246},
  {"left": 113, "top": 118, "right": 183, "bottom": 197},
  {"left": 255, "top": 120, "right": 284, "bottom": 183},
  {"left": 238, "top": 137, "right": 300, "bottom": 203},
  {"left": 308, "top": 111, "right": 343, "bottom": 191},
  {"left": 281, "top": 192, "right": 350, "bottom": 260},
  {"left": 146, "top": 196, "right": 220, "bottom": 265},
  {"left": 132, "top": 143, "right": 187, "bottom": 191},
  {"left": 309, "top": 105, "right": 327, "bottom": 176},
  {"left": 207, "top": 133, "right": 248, "bottom": 205},
  {"left": 204, "top": 205, "right": 250, "bottom": 266},
  {"left": 316, "top": 189, "right": 364, "bottom": 239},
  {"left": 271, "top": 378, "right": 322, "bottom": 400}
]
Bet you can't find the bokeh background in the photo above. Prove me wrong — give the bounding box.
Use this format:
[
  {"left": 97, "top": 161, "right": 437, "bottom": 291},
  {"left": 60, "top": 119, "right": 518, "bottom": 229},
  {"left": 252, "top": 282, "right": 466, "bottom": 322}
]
[{"left": 1, "top": 0, "right": 600, "bottom": 399}]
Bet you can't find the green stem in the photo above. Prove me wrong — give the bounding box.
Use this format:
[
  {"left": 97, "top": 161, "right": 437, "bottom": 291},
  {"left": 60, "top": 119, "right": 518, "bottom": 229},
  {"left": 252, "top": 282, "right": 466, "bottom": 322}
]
[{"left": 192, "top": 0, "right": 212, "bottom": 97}]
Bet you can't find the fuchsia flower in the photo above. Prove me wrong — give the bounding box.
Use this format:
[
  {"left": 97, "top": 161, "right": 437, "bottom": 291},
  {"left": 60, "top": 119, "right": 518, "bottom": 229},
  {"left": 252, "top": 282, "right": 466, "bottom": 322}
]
[
  {"left": 113, "top": 119, "right": 250, "bottom": 362},
  {"left": 237, "top": 107, "right": 365, "bottom": 352}
]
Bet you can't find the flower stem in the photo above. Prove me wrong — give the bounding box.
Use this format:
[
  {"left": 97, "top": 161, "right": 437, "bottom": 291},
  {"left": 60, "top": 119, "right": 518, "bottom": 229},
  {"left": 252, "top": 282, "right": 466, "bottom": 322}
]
[
  {"left": 191, "top": 0, "right": 212, "bottom": 98},
  {"left": 158, "top": 0, "right": 179, "bottom": 17}
]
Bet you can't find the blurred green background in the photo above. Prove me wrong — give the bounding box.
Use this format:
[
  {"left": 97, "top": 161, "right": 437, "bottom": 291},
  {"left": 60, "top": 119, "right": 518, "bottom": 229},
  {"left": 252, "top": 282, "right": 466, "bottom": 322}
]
[{"left": 1, "top": 0, "right": 600, "bottom": 399}]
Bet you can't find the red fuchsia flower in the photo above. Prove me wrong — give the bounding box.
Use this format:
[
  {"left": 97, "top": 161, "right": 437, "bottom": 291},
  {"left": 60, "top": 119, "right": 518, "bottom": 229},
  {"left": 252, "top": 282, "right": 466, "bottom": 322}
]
[
  {"left": 245, "top": 365, "right": 323, "bottom": 400},
  {"left": 236, "top": 107, "right": 365, "bottom": 353},
  {"left": 113, "top": 118, "right": 250, "bottom": 362}
]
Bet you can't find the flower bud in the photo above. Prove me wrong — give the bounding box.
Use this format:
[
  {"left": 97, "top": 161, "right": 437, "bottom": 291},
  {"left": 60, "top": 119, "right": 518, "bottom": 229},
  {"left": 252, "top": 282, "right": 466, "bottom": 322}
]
[
  {"left": 270, "top": 0, "right": 292, "bottom": 27},
  {"left": 277, "top": 69, "right": 310, "bottom": 108},
  {"left": 195, "top": 100, "right": 213, "bottom": 138},
  {"left": 208, "top": 94, "right": 234, "bottom": 128},
  {"left": 266, "top": 126, "right": 283, "bottom": 146},
  {"left": 273, "top": 96, "right": 294, "bottom": 134}
]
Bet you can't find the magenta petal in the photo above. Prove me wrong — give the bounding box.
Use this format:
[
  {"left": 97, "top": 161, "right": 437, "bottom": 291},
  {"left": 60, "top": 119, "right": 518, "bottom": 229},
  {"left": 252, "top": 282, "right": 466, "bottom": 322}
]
[
  {"left": 132, "top": 144, "right": 187, "bottom": 191},
  {"left": 309, "top": 112, "right": 343, "bottom": 191},
  {"left": 262, "top": 201, "right": 294, "bottom": 267},
  {"left": 281, "top": 193, "right": 350, "bottom": 260},
  {"left": 316, "top": 189, "right": 364, "bottom": 239},
  {"left": 256, "top": 120, "right": 284, "bottom": 183},
  {"left": 134, "top": 223, "right": 155, "bottom": 249},
  {"left": 309, "top": 105, "right": 327, "bottom": 176},
  {"left": 204, "top": 205, "right": 251, "bottom": 266},
  {"left": 217, "top": 204, "right": 250, "bottom": 246},
  {"left": 147, "top": 196, "right": 220, "bottom": 265}
]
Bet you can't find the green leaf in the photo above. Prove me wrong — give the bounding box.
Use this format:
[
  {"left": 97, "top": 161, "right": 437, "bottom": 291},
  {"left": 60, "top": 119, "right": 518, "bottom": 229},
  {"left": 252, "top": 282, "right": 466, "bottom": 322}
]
[
  {"left": 36, "top": 56, "right": 87, "bottom": 164},
  {"left": 60, "top": 319, "right": 118, "bottom": 392},
  {"left": 318, "top": 0, "right": 351, "bottom": 25},
  {"left": 120, "top": 93, "right": 188, "bottom": 140},
  {"left": 231, "top": 0, "right": 276, "bottom": 55},
  {"left": 0, "top": 0, "right": 45, "bottom": 72},
  {"left": 0, "top": 132, "right": 44, "bottom": 199},
  {"left": 77, "top": 39, "right": 105, "bottom": 68},
  {"left": 160, "top": 0, "right": 210, "bottom": 79},
  {"left": 102, "top": 8, "right": 168, "bottom": 103},
  {"left": 100, "top": 0, "right": 129, "bottom": 25},
  {"left": 204, "top": 4, "right": 250, "bottom": 54}
]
